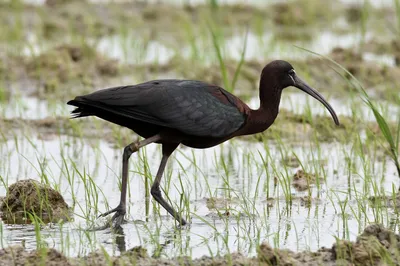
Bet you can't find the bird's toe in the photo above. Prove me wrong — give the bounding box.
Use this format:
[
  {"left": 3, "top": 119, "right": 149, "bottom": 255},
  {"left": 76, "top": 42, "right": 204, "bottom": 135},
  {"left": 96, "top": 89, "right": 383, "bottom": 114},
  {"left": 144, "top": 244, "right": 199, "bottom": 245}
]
[{"left": 111, "top": 211, "right": 126, "bottom": 227}]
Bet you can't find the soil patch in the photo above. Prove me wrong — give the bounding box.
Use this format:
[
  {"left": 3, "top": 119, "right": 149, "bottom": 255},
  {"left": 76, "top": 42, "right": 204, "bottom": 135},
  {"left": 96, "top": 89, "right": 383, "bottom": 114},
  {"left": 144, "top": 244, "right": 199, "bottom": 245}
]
[
  {"left": 26, "top": 44, "right": 120, "bottom": 98},
  {"left": 271, "top": 0, "right": 336, "bottom": 27},
  {"left": 369, "top": 194, "right": 400, "bottom": 208},
  {"left": 292, "top": 46, "right": 400, "bottom": 102},
  {"left": 292, "top": 169, "right": 322, "bottom": 191},
  {"left": 0, "top": 246, "right": 72, "bottom": 266},
  {"left": 0, "top": 179, "right": 71, "bottom": 224},
  {"left": 205, "top": 197, "right": 240, "bottom": 210},
  {"left": 258, "top": 224, "right": 400, "bottom": 265}
]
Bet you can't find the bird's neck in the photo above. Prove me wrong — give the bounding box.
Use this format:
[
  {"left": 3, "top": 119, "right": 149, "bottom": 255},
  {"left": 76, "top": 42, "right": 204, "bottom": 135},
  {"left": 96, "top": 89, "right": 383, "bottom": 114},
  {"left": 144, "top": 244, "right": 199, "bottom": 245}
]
[
  {"left": 259, "top": 84, "right": 282, "bottom": 115},
  {"left": 239, "top": 87, "right": 282, "bottom": 136}
]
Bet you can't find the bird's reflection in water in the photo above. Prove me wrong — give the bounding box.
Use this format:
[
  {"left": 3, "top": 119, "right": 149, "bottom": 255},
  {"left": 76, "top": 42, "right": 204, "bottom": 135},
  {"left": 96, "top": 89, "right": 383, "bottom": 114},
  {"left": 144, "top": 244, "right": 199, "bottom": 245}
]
[
  {"left": 109, "top": 221, "right": 191, "bottom": 256},
  {"left": 112, "top": 225, "right": 126, "bottom": 253}
]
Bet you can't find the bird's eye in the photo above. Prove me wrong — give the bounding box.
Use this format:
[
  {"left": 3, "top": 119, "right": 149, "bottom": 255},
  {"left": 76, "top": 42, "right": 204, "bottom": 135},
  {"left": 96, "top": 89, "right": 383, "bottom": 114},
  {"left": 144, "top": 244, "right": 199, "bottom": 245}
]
[{"left": 288, "top": 69, "right": 296, "bottom": 84}]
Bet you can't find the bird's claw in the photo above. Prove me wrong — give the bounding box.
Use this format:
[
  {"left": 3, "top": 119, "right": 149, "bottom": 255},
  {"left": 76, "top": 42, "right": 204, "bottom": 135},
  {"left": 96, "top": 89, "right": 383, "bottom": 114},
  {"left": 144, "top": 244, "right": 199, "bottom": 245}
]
[
  {"left": 110, "top": 211, "right": 126, "bottom": 227},
  {"left": 97, "top": 204, "right": 126, "bottom": 228},
  {"left": 98, "top": 204, "right": 125, "bottom": 218}
]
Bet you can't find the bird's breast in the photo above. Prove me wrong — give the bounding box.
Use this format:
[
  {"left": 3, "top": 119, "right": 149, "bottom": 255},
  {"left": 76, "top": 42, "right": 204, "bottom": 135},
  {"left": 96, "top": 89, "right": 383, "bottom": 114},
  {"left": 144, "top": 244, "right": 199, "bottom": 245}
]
[{"left": 181, "top": 136, "right": 230, "bottom": 149}]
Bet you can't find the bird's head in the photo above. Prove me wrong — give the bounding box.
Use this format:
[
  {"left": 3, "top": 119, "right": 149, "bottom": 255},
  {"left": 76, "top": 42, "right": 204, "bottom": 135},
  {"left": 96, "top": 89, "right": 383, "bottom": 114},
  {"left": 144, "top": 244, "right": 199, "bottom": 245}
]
[{"left": 261, "top": 60, "right": 340, "bottom": 125}]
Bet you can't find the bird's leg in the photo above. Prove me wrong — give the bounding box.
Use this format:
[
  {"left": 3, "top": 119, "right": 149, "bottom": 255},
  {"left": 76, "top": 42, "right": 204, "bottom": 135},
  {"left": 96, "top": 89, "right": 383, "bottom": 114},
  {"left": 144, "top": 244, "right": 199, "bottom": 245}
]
[
  {"left": 151, "top": 143, "right": 187, "bottom": 225},
  {"left": 98, "top": 134, "right": 161, "bottom": 227}
]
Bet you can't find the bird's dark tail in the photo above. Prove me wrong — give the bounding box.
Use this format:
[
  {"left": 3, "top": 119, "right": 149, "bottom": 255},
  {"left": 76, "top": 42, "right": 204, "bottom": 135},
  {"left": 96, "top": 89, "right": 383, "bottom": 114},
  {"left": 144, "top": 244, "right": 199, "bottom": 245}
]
[{"left": 67, "top": 99, "right": 95, "bottom": 119}]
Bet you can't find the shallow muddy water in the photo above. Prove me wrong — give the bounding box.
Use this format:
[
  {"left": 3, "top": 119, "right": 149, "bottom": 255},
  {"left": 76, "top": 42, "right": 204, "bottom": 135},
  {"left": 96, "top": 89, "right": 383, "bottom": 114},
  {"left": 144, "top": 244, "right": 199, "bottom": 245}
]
[{"left": 0, "top": 131, "right": 398, "bottom": 258}]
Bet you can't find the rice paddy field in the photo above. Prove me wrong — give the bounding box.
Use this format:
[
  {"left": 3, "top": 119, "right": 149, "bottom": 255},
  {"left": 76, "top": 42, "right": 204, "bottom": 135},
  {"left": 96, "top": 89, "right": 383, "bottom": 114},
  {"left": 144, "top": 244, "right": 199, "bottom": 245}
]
[{"left": 1, "top": 0, "right": 400, "bottom": 265}]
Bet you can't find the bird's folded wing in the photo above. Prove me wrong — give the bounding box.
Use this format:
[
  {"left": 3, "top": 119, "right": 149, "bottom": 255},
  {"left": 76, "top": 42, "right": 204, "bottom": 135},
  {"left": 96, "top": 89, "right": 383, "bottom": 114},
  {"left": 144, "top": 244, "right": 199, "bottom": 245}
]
[{"left": 70, "top": 80, "right": 246, "bottom": 138}]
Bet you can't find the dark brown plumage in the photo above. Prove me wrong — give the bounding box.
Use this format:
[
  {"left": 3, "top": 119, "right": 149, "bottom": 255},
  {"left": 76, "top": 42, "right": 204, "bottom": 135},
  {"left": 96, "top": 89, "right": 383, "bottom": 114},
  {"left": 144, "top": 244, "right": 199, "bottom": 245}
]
[{"left": 67, "top": 60, "right": 339, "bottom": 227}]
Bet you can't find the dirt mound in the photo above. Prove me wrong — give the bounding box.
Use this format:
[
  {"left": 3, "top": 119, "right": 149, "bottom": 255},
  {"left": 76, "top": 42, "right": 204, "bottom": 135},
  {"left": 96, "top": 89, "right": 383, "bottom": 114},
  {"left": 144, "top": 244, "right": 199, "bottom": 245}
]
[
  {"left": 26, "top": 43, "right": 119, "bottom": 98},
  {"left": 0, "top": 246, "right": 72, "bottom": 266},
  {"left": 271, "top": 0, "right": 335, "bottom": 26},
  {"left": 369, "top": 194, "right": 400, "bottom": 208},
  {"left": 45, "top": 0, "right": 82, "bottom": 7},
  {"left": 292, "top": 169, "right": 322, "bottom": 191},
  {"left": 258, "top": 224, "right": 400, "bottom": 266},
  {"left": 0, "top": 179, "right": 71, "bottom": 224}
]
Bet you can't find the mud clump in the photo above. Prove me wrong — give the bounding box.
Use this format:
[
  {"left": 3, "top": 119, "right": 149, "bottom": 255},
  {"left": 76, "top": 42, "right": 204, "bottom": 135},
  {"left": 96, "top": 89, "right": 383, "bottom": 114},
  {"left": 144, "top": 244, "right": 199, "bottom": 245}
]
[
  {"left": 206, "top": 197, "right": 236, "bottom": 210},
  {"left": 272, "top": 2, "right": 308, "bottom": 26},
  {"left": 290, "top": 47, "right": 400, "bottom": 103},
  {"left": 369, "top": 194, "right": 400, "bottom": 208},
  {"left": 258, "top": 224, "right": 400, "bottom": 265},
  {"left": 0, "top": 179, "right": 70, "bottom": 224},
  {"left": 332, "top": 224, "right": 400, "bottom": 265},
  {"left": 345, "top": 5, "right": 363, "bottom": 23},
  {"left": 330, "top": 47, "right": 363, "bottom": 65},
  {"left": 45, "top": 0, "right": 81, "bottom": 7},
  {"left": 28, "top": 44, "right": 118, "bottom": 79},
  {"left": 271, "top": 0, "right": 334, "bottom": 26},
  {"left": 83, "top": 246, "right": 150, "bottom": 265},
  {"left": 292, "top": 169, "right": 321, "bottom": 191},
  {"left": 26, "top": 44, "right": 119, "bottom": 98},
  {"left": 0, "top": 246, "right": 72, "bottom": 266}
]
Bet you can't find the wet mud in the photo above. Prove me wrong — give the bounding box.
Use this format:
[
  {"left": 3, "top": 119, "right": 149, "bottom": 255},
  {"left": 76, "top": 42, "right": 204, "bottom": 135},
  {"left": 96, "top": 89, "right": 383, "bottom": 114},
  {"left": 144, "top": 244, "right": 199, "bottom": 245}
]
[
  {"left": 369, "top": 194, "right": 400, "bottom": 209},
  {"left": 271, "top": 0, "right": 336, "bottom": 27},
  {"left": 0, "top": 179, "right": 70, "bottom": 224},
  {"left": 290, "top": 45, "right": 400, "bottom": 102},
  {"left": 26, "top": 44, "right": 120, "bottom": 98},
  {"left": 258, "top": 224, "right": 400, "bottom": 266},
  {"left": 292, "top": 169, "right": 321, "bottom": 191}
]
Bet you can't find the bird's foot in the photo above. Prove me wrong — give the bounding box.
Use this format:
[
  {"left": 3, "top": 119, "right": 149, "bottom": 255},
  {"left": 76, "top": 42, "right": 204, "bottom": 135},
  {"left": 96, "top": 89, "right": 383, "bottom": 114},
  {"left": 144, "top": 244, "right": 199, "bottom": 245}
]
[
  {"left": 178, "top": 217, "right": 187, "bottom": 227},
  {"left": 95, "top": 204, "right": 126, "bottom": 229},
  {"left": 176, "top": 220, "right": 188, "bottom": 229},
  {"left": 98, "top": 204, "right": 125, "bottom": 218},
  {"left": 110, "top": 211, "right": 126, "bottom": 227}
]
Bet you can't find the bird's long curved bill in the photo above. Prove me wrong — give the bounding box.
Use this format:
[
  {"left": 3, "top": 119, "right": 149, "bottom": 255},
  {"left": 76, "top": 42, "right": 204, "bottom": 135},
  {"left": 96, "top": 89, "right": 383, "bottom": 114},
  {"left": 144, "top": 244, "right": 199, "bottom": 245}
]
[{"left": 294, "top": 76, "right": 340, "bottom": 125}]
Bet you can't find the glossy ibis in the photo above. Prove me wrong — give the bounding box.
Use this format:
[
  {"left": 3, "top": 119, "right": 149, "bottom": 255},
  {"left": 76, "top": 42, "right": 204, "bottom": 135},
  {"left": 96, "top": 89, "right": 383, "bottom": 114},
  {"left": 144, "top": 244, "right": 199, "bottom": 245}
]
[{"left": 67, "top": 60, "right": 339, "bottom": 227}]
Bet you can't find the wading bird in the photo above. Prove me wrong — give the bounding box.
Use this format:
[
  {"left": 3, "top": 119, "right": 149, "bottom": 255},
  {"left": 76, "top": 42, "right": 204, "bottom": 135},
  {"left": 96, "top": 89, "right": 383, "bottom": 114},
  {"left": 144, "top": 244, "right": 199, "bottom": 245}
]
[{"left": 68, "top": 60, "right": 339, "bottom": 227}]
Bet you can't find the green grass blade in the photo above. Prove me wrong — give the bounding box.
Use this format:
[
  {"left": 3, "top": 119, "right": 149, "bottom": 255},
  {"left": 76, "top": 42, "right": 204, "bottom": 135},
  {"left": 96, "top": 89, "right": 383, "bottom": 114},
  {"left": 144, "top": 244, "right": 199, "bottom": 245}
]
[
  {"left": 231, "top": 28, "right": 249, "bottom": 90},
  {"left": 208, "top": 23, "right": 230, "bottom": 91}
]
